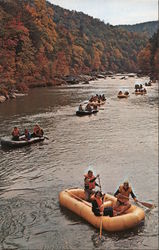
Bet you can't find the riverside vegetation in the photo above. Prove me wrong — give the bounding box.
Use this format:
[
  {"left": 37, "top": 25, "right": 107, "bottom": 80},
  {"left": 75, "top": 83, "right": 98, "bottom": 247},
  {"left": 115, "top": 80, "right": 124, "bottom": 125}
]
[{"left": 0, "top": 0, "right": 158, "bottom": 103}]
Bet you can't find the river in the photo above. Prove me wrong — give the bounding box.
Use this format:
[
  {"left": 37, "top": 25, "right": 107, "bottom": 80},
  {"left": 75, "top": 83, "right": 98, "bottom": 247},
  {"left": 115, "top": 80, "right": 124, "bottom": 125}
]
[{"left": 0, "top": 75, "right": 158, "bottom": 250}]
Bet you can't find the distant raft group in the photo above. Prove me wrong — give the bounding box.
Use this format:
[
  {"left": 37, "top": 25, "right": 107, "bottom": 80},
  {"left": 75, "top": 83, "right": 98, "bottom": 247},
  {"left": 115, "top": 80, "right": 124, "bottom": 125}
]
[
  {"left": 76, "top": 94, "right": 106, "bottom": 116},
  {"left": 117, "top": 81, "right": 150, "bottom": 99},
  {"left": 117, "top": 90, "right": 129, "bottom": 98}
]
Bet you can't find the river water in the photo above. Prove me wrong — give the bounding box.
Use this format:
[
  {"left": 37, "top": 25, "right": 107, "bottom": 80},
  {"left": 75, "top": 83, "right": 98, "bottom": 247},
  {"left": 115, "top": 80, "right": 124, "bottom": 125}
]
[{"left": 0, "top": 75, "right": 158, "bottom": 250}]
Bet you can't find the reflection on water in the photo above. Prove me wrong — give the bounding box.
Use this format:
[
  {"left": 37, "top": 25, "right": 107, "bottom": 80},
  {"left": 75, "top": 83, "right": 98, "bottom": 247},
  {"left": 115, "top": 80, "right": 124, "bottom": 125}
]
[{"left": 0, "top": 76, "right": 158, "bottom": 249}]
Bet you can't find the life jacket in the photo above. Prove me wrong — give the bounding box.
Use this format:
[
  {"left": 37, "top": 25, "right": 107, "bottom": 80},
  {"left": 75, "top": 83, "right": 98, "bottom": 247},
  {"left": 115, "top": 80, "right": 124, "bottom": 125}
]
[
  {"left": 34, "top": 126, "right": 43, "bottom": 136},
  {"left": 25, "top": 130, "right": 30, "bottom": 139},
  {"left": 118, "top": 184, "right": 132, "bottom": 203},
  {"left": 12, "top": 128, "right": 19, "bottom": 137},
  {"left": 25, "top": 129, "right": 28, "bottom": 135},
  {"left": 84, "top": 174, "right": 96, "bottom": 190},
  {"left": 33, "top": 126, "right": 39, "bottom": 134},
  {"left": 95, "top": 197, "right": 103, "bottom": 212}
]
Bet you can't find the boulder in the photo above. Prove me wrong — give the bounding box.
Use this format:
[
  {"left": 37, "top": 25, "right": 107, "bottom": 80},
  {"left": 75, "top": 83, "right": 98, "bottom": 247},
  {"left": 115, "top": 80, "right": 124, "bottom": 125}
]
[{"left": 0, "top": 95, "right": 6, "bottom": 103}]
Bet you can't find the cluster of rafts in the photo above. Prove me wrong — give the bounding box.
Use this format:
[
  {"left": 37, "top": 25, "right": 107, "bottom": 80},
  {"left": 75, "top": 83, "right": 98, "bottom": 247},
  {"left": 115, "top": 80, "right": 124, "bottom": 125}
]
[
  {"left": 59, "top": 188, "right": 145, "bottom": 232},
  {"left": 76, "top": 94, "right": 106, "bottom": 116},
  {"left": 117, "top": 81, "right": 151, "bottom": 99}
]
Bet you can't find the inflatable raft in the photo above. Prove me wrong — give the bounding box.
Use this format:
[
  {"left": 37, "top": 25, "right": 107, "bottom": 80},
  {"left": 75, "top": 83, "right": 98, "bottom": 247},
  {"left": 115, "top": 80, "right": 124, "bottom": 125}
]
[
  {"left": 117, "top": 94, "right": 129, "bottom": 98},
  {"left": 1, "top": 135, "right": 45, "bottom": 148},
  {"left": 89, "top": 100, "right": 106, "bottom": 106},
  {"left": 59, "top": 188, "right": 145, "bottom": 232},
  {"left": 76, "top": 110, "right": 98, "bottom": 116},
  {"left": 135, "top": 91, "right": 147, "bottom": 95}
]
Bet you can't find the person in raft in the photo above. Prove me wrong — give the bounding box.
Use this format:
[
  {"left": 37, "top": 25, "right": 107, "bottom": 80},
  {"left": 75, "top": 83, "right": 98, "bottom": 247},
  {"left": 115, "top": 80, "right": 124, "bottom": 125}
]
[
  {"left": 113, "top": 181, "right": 138, "bottom": 215},
  {"left": 84, "top": 170, "right": 100, "bottom": 201},
  {"left": 24, "top": 129, "right": 31, "bottom": 140},
  {"left": 85, "top": 103, "right": 92, "bottom": 112},
  {"left": 32, "top": 124, "right": 44, "bottom": 137},
  {"left": 12, "top": 126, "right": 20, "bottom": 141},
  {"left": 78, "top": 104, "right": 84, "bottom": 112},
  {"left": 92, "top": 191, "right": 113, "bottom": 217}
]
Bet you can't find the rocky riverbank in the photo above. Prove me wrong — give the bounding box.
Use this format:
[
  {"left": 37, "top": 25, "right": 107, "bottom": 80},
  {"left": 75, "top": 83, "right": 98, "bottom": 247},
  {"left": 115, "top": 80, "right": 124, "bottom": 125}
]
[
  {"left": 0, "top": 72, "right": 111, "bottom": 104},
  {"left": 1, "top": 71, "right": 150, "bottom": 104}
]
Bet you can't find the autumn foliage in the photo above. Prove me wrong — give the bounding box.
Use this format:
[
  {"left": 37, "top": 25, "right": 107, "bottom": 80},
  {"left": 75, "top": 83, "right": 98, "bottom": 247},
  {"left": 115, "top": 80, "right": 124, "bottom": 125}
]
[
  {"left": 0, "top": 0, "right": 149, "bottom": 91},
  {"left": 138, "top": 29, "right": 159, "bottom": 79}
]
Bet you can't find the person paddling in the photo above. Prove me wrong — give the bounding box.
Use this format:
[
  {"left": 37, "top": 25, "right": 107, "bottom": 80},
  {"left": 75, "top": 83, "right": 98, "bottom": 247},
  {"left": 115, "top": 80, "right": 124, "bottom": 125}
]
[
  {"left": 85, "top": 103, "right": 92, "bottom": 112},
  {"left": 114, "top": 181, "right": 138, "bottom": 215},
  {"left": 32, "top": 124, "right": 44, "bottom": 137},
  {"left": 11, "top": 127, "right": 20, "bottom": 141},
  {"left": 78, "top": 104, "right": 84, "bottom": 112},
  {"left": 24, "top": 129, "right": 31, "bottom": 140},
  {"left": 92, "top": 191, "right": 113, "bottom": 217},
  {"left": 84, "top": 170, "right": 100, "bottom": 201}
]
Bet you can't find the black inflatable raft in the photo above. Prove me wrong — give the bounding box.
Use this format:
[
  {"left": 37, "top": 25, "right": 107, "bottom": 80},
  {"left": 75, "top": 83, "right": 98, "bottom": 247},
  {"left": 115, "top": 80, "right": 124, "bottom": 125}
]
[
  {"left": 76, "top": 110, "right": 98, "bottom": 116},
  {"left": 1, "top": 136, "right": 45, "bottom": 148}
]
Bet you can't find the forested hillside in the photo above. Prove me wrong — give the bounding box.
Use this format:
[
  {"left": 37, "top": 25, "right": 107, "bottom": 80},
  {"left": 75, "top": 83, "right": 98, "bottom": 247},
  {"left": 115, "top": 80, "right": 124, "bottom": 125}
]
[
  {"left": 0, "top": 0, "right": 149, "bottom": 93},
  {"left": 117, "top": 21, "right": 158, "bottom": 37},
  {"left": 138, "top": 29, "right": 159, "bottom": 80}
]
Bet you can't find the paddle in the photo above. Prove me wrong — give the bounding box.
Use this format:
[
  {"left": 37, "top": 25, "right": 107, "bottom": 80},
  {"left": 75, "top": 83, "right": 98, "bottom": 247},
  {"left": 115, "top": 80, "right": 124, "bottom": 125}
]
[
  {"left": 118, "top": 193, "right": 155, "bottom": 209},
  {"left": 98, "top": 177, "right": 103, "bottom": 239},
  {"left": 98, "top": 177, "right": 102, "bottom": 192}
]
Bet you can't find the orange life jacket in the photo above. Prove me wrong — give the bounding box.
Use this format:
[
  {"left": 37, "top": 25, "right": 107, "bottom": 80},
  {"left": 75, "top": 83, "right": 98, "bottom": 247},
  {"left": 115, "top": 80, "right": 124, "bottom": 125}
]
[
  {"left": 118, "top": 184, "right": 132, "bottom": 203},
  {"left": 33, "top": 126, "right": 39, "bottom": 134},
  {"left": 12, "top": 128, "right": 19, "bottom": 137},
  {"left": 34, "top": 126, "right": 43, "bottom": 136},
  {"left": 84, "top": 174, "right": 96, "bottom": 190},
  {"left": 95, "top": 197, "right": 103, "bottom": 212}
]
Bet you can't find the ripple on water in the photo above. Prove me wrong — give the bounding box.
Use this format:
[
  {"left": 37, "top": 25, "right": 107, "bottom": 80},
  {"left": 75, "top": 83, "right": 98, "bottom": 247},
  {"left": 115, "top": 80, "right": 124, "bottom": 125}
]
[{"left": 0, "top": 76, "right": 158, "bottom": 249}]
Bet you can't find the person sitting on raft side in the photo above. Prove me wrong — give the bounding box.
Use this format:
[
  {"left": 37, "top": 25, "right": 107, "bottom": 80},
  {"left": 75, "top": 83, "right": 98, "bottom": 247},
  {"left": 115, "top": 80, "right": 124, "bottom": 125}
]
[
  {"left": 124, "top": 91, "right": 129, "bottom": 96},
  {"left": 78, "top": 104, "right": 84, "bottom": 112},
  {"left": 24, "top": 129, "right": 31, "bottom": 140},
  {"left": 85, "top": 103, "right": 92, "bottom": 112},
  {"left": 113, "top": 181, "right": 138, "bottom": 215},
  {"left": 12, "top": 126, "right": 20, "bottom": 141},
  {"left": 84, "top": 170, "right": 100, "bottom": 201},
  {"left": 139, "top": 84, "right": 143, "bottom": 90},
  {"left": 92, "top": 191, "right": 113, "bottom": 217},
  {"left": 118, "top": 90, "right": 123, "bottom": 95},
  {"left": 32, "top": 124, "right": 44, "bottom": 137},
  {"left": 89, "top": 96, "right": 94, "bottom": 102},
  {"left": 93, "top": 104, "right": 98, "bottom": 110},
  {"left": 102, "top": 94, "right": 106, "bottom": 101},
  {"left": 143, "top": 88, "right": 147, "bottom": 93}
]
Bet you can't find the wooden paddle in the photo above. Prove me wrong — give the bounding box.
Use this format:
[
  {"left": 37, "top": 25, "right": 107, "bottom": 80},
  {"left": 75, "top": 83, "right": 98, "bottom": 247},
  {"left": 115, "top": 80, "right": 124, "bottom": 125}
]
[
  {"left": 137, "top": 201, "right": 155, "bottom": 209},
  {"left": 98, "top": 177, "right": 103, "bottom": 239},
  {"left": 118, "top": 193, "right": 155, "bottom": 209},
  {"left": 99, "top": 214, "right": 103, "bottom": 239}
]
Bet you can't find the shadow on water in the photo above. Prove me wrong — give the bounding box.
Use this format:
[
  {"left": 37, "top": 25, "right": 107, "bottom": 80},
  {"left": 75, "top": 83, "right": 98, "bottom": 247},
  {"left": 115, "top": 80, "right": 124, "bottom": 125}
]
[
  {"left": 0, "top": 141, "right": 48, "bottom": 155},
  {"left": 60, "top": 206, "right": 87, "bottom": 225}
]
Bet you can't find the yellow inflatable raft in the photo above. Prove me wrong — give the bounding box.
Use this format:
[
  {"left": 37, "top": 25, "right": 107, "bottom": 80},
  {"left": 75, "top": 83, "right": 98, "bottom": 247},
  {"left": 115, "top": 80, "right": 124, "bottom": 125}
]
[
  {"left": 59, "top": 188, "right": 145, "bottom": 232},
  {"left": 134, "top": 91, "right": 147, "bottom": 95},
  {"left": 117, "top": 94, "right": 129, "bottom": 98}
]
